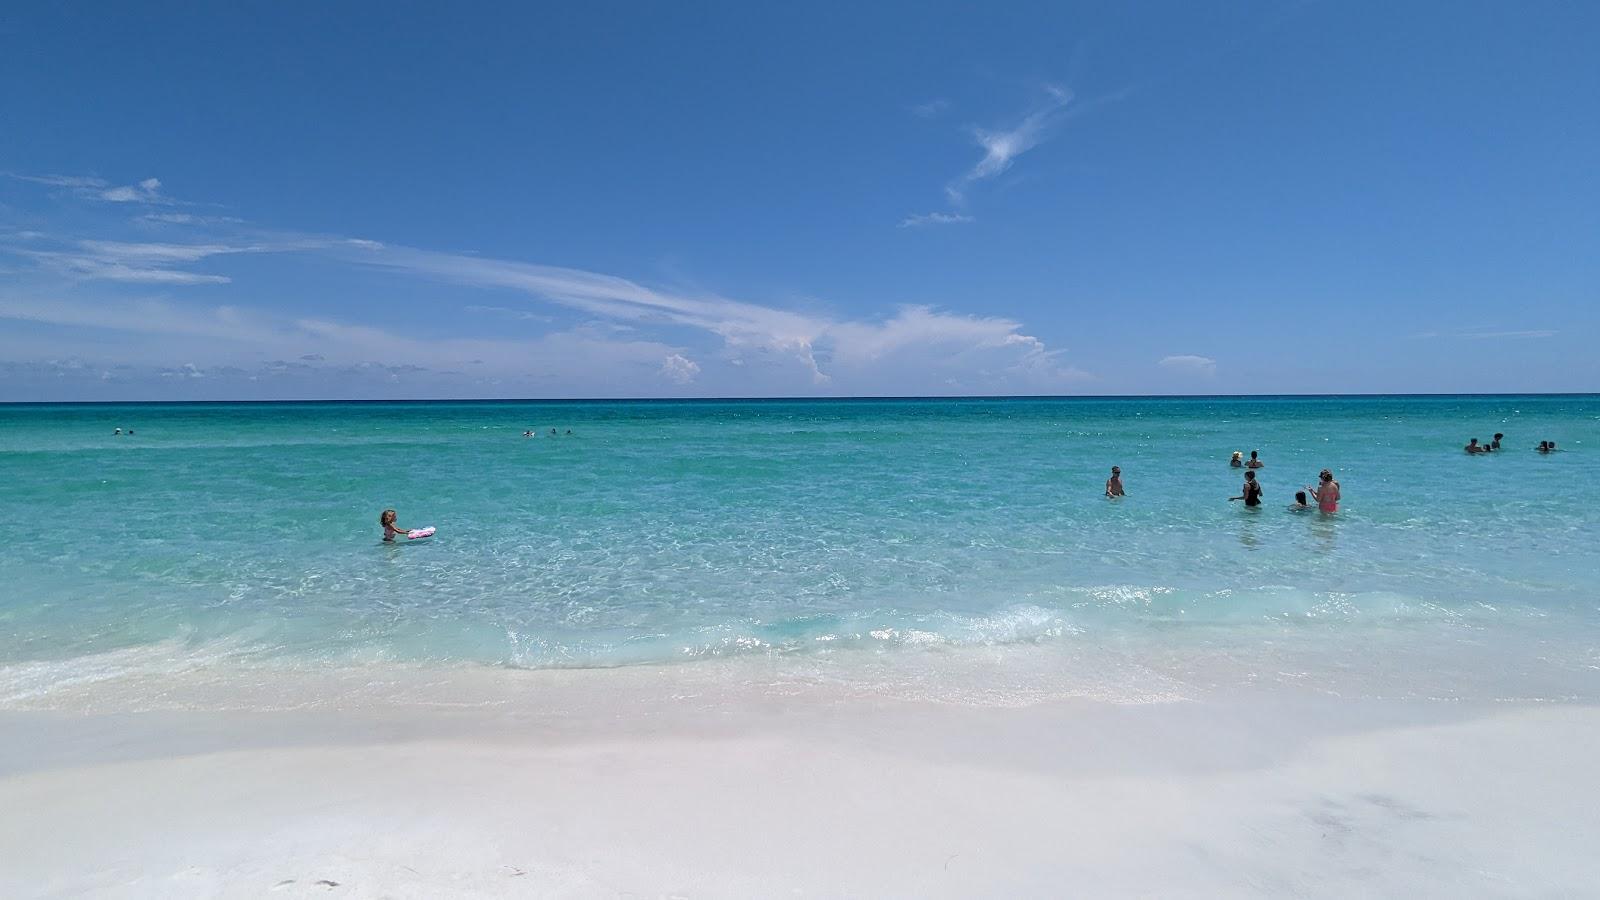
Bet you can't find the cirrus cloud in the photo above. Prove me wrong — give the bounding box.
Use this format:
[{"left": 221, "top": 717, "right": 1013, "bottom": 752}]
[{"left": 1158, "top": 354, "right": 1217, "bottom": 376}]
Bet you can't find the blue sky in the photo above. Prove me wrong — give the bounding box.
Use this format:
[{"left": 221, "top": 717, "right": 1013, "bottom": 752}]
[{"left": 2, "top": 1, "right": 1596, "bottom": 400}]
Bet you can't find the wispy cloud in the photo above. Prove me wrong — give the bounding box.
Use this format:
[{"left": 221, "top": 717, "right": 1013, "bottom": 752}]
[
  {"left": 139, "top": 212, "right": 245, "bottom": 226},
  {"left": 5, "top": 171, "right": 172, "bottom": 205},
  {"left": 4, "top": 238, "right": 265, "bottom": 284},
  {"left": 1, "top": 181, "right": 1088, "bottom": 396},
  {"left": 1416, "top": 329, "right": 1558, "bottom": 340},
  {"left": 910, "top": 98, "right": 949, "bottom": 118},
  {"left": 463, "top": 304, "right": 555, "bottom": 323},
  {"left": 1158, "top": 354, "right": 1217, "bottom": 376},
  {"left": 100, "top": 177, "right": 166, "bottom": 203},
  {"left": 3, "top": 172, "right": 109, "bottom": 189},
  {"left": 0, "top": 294, "right": 686, "bottom": 388},
  {"left": 345, "top": 244, "right": 1086, "bottom": 387},
  {"left": 1, "top": 234, "right": 341, "bottom": 285},
  {"left": 898, "top": 212, "right": 974, "bottom": 228},
  {"left": 946, "top": 84, "right": 1074, "bottom": 206}
]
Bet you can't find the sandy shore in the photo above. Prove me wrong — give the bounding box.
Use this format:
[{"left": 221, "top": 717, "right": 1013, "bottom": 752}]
[{"left": 2, "top": 663, "right": 1598, "bottom": 899}]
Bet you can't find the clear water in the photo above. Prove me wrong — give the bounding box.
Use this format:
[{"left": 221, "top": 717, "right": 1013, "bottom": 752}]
[{"left": 2, "top": 396, "right": 1597, "bottom": 704}]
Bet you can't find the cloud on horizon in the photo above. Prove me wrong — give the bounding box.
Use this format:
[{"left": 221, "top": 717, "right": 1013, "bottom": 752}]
[{"left": 0, "top": 175, "right": 1090, "bottom": 399}]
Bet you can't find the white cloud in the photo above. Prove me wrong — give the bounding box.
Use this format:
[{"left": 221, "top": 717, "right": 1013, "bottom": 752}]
[
  {"left": 660, "top": 353, "right": 701, "bottom": 384},
  {"left": 946, "top": 85, "right": 1074, "bottom": 205},
  {"left": 12, "top": 250, "right": 233, "bottom": 284},
  {"left": 100, "top": 177, "right": 165, "bottom": 203},
  {"left": 1158, "top": 354, "right": 1217, "bottom": 376},
  {"left": 139, "top": 212, "right": 246, "bottom": 225},
  {"left": 3, "top": 172, "right": 109, "bottom": 189},
  {"left": 7, "top": 239, "right": 262, "bottom": 284},
  {"left": 910, "top": 99, "right": 949, "bottom": 118},
  {"left": 347, "top": 245, "right": 1086, "bottom": 388},
  {"left": 898, "top": 212, "right": 974, "bottom": 228},
  {"left": 0, "top": 294, "right": 683, "bottom": 388},
  {"left": 0, "top": 195, "right": 1090, "bottom": 395}
]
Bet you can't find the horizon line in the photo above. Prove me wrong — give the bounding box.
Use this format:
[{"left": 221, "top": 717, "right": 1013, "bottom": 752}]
[{"left": 3, "top": 391, "right": 1598, "bottom": 407}]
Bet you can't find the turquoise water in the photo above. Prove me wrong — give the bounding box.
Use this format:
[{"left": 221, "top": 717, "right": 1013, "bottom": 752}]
[{"left": 3, "top": 396, "right": 1598, "bottom": 703}]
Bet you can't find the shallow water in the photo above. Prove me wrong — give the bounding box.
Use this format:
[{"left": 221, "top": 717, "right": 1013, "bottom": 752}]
[{"left": 2, "top": 396, "right": 1597, "bottom": 706}]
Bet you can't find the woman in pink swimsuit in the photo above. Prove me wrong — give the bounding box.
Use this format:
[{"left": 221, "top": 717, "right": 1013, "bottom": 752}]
[{"left": 1309, "top": 470, "right": 1340, "bottom": 513}]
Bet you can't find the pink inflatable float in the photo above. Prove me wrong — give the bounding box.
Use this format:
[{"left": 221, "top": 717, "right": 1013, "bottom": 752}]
[{"left": 407, "top": 527, "right": 436, "bottom": 540}]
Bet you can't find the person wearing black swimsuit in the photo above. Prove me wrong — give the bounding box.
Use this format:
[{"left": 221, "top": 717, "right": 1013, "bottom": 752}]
[{"left": 1231, "top": 471, "right": 1262, "bottom": 507}]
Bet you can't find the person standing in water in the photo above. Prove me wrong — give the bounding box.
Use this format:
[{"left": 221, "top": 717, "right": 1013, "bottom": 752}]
[
  {"left": 1231, "top": 471, "right": 1263, "bottom": 507},
  {"left": 1308, "top": 469, "right": 1340, "bottom": 513},
  {"left": 1491, "top": 433, "right": 1504, "bottom": 450},
  {"left": 1246, "top": 450, "right": 1264, "bottom": 468},
  {"left": 1465, "top": 438, "right": 1483, "bottom": 454},
  {"left": 1230, "top": 451, "right": 1244, "bottom": 468},
  {"left": 1105, "top": 466, "right": 1125, "bottom": 498}
]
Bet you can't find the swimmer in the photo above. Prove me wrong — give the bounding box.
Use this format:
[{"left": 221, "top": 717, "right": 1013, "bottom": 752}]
[
  {"left": 549, "top": 428, "right": 557, "bottom": 436},
  {"left": 1291, "top": 490, "right": 1311, "bottom": 510},
  {"left": 1246, "top": 450, "right": 1264, "bottom": 469},
  {"left": 1537, "top": 441, "right": 1550, "bottom": 453},
  {"left": 1230, "top": 470, "right": 1263, "bottom": 507},
  {"left": 1308, "top": 469, "right": 1340, "bottom": 513},
  {"left": 523, "top": 430, "right": 533, "bottom": 437},
  {"left": 1465, "top": 438, "right": 1482, "bottom": 454},
  {"left": 565, "top": 429, "right": 573, "bottom": 435},
  {"left": 1491, "top": 433, "right": 1504, "bottom": 450},
  {"left": 1230, "top": 451, "right": 1244, "bottom": 468},
  {"left": 113, "top": 427, "right": 121, "bottom": 435},
  {"left": 379, "top": 509, "right": 407, "bottom": 542},
  {"left": 1105, "top": 466, "right": 1125, "bottom": 498}
]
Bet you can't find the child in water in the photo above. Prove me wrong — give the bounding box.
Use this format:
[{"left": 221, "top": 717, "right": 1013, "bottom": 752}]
[{"left": 380, "top": 509, "right": 406, "bottom": 542}]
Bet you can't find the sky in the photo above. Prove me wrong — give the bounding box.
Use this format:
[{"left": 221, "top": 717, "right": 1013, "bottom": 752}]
[{"left": 2, "top": 1, "right": 1597, "bottom": 400}]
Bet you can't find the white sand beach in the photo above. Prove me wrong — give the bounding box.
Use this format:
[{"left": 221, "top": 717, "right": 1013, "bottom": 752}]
[{"left": 3, "top": 661, "right": 1597, "bottom": 899}]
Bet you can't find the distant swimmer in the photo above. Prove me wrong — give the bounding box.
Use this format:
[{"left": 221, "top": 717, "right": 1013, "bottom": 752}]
[
  {"left": 1291, "top": 490, "right": 1311, "bottom": 510},
  {"left": 1491, "top": 433, "right": 1504, "bottom": 450},
  {"left": 380, "top": 508, "right": 406, "bottom": 542},
  {"left": 566, "top": 429, "right": 573, "bottom": 435},
  {"left": 1465, "top": 438, "right": 1483, "bottom": 454},
  {"left": 1246, "top": 450, "right": 1264, "bottom": 469},
  {"left": 1105, "top": 466, "right": 1125, "bottom": 498},
  {"left": 1230, "top": 451, "right": 1244, "bottom": 468},
  {"left": 550, "top": 428, "right": 558, "bottom": 436},
  {"left": 523, "top": 430, "right": 534, "bottom": 437},
  {"left": 113, "top": 427, "right": 121, "bottom": 435},
  {"left": 1308, "top": 469, "right": 1340, "bottom": 513},
  {"left": 1231, "top": 470, "right": 1263, "bottom": 507},
  {"left": 127, "top": 429, "right": 134, "bottom": 435}
]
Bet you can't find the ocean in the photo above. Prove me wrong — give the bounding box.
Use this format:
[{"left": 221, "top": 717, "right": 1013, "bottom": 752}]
[{"left": 2, "top": 395, "right": 1596, "bottom": 708}]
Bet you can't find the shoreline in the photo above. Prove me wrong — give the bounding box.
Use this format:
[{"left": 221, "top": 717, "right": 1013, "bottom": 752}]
[{"left": 3, "top": 669, "right": 1598, "bottom": 897}]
